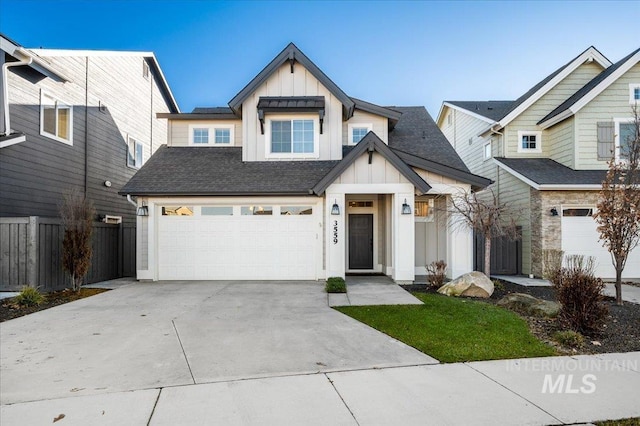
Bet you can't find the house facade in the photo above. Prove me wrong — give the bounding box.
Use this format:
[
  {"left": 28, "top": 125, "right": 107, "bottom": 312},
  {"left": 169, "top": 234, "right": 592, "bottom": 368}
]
[
  {"left": 437, "top": 46, "right": 640, "bottom": 279},
  {"left": 0, "top": 34, "right": 179, "bottom": 290},
  {"left": 121, "top": 43, "right": 490, "bottom": 283}
]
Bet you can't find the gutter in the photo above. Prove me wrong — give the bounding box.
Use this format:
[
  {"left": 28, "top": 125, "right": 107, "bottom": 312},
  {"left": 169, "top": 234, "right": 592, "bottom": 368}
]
[{"left": 2, "top": 56, "right": 33, "bottom": 137}]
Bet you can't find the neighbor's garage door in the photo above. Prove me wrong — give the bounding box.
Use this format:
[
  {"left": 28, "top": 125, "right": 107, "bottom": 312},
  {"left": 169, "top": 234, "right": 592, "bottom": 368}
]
[
  {"left": 157, "top": 204, "right": 319, "bottom": 280},
  {"left": 561, "top": 207, "right": 640, "bottom": 279}
]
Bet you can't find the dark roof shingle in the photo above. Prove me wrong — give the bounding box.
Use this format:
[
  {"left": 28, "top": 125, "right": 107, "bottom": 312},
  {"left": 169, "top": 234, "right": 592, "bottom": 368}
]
[
  {"left": 495, "top": 157, "right": 607, "bottom": 185},
  {"left": 446, "top": 101, "right": 513, "bottom": 122}
]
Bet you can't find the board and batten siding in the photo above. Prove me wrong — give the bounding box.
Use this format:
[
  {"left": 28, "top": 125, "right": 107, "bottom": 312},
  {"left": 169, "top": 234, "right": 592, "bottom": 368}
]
[
  {"left": 504, "top": 61, "right": 604, "bottom": 159},
  {"left": 574, "top": 62, "right": 640, "bottom": 169},
  {"left": 333, "top": 152, "right": 410, "bottom": 185},
  {"left": 241, "top": 62, "right": 344, "bottom": 161},
  {"left": 1, "top": 54, "right": 172, "bottom": 223},
  {"left": 342, "top": 110, "right": 388, "bottom": 145},
  {"left": 168, "top": 120, "right": 242, "bottom": 147}
]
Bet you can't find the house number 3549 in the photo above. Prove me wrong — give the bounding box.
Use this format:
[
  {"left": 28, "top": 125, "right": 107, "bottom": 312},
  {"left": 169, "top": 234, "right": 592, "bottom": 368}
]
[{"left": 333, "top": 220, "right": 338, "bottom": 244}]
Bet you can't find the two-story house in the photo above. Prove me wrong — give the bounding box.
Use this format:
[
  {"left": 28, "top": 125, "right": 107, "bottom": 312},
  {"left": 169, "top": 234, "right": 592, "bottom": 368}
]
[
  {"left": 120, "top": 43, "right": 491, "bottom": 283},
  {"left": 0, "top": 34, "right": 179, "bottom": 290},
  {"left": 437, "top": 46, "right": 640, "bottom": 279}
]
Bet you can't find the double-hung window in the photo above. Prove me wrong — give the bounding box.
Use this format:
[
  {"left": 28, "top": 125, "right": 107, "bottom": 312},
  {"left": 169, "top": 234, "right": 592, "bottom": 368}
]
[
  {"left": 630, "top": 84, "right": 640, "bottom": 105},
  {"left": 617, "top": 120, "right": 636, "bottom": 161},
  {"left": 269, "top": 118, "right": 315, "bottom": 155},
  {"left": 517, "top": 130, "right": 542, "bottom": 153},
  {"left": 40, "top": 92, "right": 73, "bottom": 145},
  {"left": 127, "top": 136, "right": 143, "bottom": 168}
]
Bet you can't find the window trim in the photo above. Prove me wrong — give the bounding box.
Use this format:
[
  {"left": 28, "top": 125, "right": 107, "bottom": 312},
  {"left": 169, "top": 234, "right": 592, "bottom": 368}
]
[
  {"left": 483, "top": 140, "right": 492, "bottom": 161},
  {"left": 39, "top": 90, "right": 73, "bottom": 145},
  {"left": 629, "top": 83, "right": 640, "bottom": 105},
  {"left": 127, "top": 136, "right": 144, "bottom": 169},
  {"left": 188, "top": 124, "right": 234, "bottom": 146},
  {"left": 517, "top": 130, "right": 542, "bottom": 153},
  {"left": 614, "top": 117, "right": 635, "bottom": 162},
  {"left": 414, "top": 199, "right": 435, "bottom": 223},
  {"left": 264, "top": 114, "right": 320, "bottom": 159},
  {"left": 347, "top": 123, "right": 373, "bottom": 145}
]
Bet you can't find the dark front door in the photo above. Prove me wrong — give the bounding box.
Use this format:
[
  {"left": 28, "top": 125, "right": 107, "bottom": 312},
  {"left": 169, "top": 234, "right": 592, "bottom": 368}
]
[{"left": 349, "top": 214, "right": 373, "bottom": 269}]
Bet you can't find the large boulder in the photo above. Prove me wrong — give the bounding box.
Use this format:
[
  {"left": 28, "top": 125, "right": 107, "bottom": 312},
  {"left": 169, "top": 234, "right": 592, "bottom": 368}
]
[
  {"left": 497, "top": 293, "right": 560, "bottom": 318},
  {"left": 438, "top": 271, "right": 494, "bottom": 298}
]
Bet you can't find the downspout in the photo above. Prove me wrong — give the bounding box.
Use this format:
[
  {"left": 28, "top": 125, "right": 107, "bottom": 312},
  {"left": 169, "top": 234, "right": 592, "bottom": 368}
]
[
  {"left": 489, "top": 124, "right": 504, "bottom": 200},
  {"left": 126, "top": 194, "right": 137, "bottom": 208},
  {"left": 84, "top": 57, "right": 89, "bottom": 198},
  {"left": 2, "top": 57, "right": 33, "bottom": 136}
]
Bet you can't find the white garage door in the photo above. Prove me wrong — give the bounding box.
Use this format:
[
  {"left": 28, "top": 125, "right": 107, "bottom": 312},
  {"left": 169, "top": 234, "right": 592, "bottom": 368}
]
[
  {"left": 561, "top": 207, "right": 640, "bottom": 279},
  {"left": 157, "top": 204, "right": 320, "bottom": 280}
]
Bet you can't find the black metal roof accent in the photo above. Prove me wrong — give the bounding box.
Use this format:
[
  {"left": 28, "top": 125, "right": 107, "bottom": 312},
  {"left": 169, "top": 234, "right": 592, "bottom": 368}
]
[
  {"left": 257, "top": 96, "right": 326, "bottom": 134},
  {"left": 228, "top": 43, "right": 355, "bottom": 119},
  {"left": 311, "top": 132, "right": 432, "bottom": 195}
]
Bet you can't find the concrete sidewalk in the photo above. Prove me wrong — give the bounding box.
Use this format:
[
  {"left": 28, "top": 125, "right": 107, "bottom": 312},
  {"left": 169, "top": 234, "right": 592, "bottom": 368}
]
[
  {"left": 328, "top": 275, "right": 424, "bottom": 307},
  {"left": 2, "top": 352, "right": 638, "bottom": 425}
]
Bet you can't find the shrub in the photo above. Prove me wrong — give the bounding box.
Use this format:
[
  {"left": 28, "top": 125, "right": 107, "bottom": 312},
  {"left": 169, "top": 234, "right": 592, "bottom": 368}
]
[
  {"left": 14, "top": 286, "right": 46, "bottom": 307},
  {"left": 551, "top": 255, "right": 608, "bottom": 335},
  {"left": 553, "top": 330, "right": 585, "bottom": 348},
  {"left": 542, "top": 249, "right": 564, "bottom": 281},
  {"left": 493, "top": 279, "right": 505, "bottom": 293},
  {"left": 326, "top": 277, "right": 346, "bottom": 293},
  {"left": 425, "top": 260, "right": 447, "bottom": 288}
]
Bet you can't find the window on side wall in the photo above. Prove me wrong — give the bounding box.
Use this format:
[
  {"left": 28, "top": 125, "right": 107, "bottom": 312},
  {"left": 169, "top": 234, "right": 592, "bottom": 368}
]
[
  {"left": 267, "top": 117, "right": 317, "bottom": 157},
  {"left": 618, "top": 121, "right": 636, "bottom": 161},
  {"left": 415, "top": 199, "right": 435, "bottom": 222},
  {"left": 630, "top": 84, "right": 640, "bottom": 105},
  {"left": 517, "top": 131, "right": 542, "bottom": 153},
  {"left": 483, "top": 141, "right": 492, "bottom": 160},
  {"left": 127, "top": 136, "right": 143, "bottom": 168},
  {"left": 40, "top": 91, "right": 73, "bottom": 145},
  {"left": 348, "top": 123, "right": 372, "bottom": 145}
]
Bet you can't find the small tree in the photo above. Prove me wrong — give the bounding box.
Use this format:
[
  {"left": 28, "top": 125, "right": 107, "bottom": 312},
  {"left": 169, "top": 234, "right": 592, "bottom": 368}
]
[
  {"left": 450, "top": 188, "right": 520, "bottom": 277},
  {"left": 594, "top": 107, "right": 640, "bottom": 305},
  {"left": 60, "top": 189, "right": 95, "bottom": 292}
]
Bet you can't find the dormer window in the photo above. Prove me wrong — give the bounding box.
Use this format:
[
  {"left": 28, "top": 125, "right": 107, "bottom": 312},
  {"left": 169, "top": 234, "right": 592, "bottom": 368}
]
[{"left": 517, "top": 130, "right": 542, "bottom": 153}]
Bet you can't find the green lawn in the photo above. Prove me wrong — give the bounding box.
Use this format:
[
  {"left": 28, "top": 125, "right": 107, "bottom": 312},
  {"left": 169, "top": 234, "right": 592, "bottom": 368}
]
[{"left": 335, "top": 292, "right": 556, "bottom": 363}]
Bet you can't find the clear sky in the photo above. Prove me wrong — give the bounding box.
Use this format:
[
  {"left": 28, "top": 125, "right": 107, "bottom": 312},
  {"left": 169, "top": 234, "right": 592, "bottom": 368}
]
[{"left": 1, "top": 0, "right": 638, "bottom": 118}]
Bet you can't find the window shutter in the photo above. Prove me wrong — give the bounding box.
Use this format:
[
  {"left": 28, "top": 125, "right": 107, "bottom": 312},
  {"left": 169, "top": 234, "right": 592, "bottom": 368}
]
[{"left": 597, "top": 121, "right": 614, "bottom": 160}]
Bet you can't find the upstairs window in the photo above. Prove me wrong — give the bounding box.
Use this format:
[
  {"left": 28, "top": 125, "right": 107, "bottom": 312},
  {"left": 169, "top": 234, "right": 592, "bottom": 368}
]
[
  {"left": 40, "top": 92, "right": 73, "bottom": 145},
  {"left": 517, "top": 130, "right": 542, "bottom": 153},
  {"left": 483, "top": 141, "right": 492, "bottom": 160},
  {"left": 214, "top": 128, "right": 231, "bottom": 144},
  {"left": 189, "top": 125, "right": 234, "bottom": 145},
  {"left": 619, "top": 121, "right": 636, "bottom": 160},
  {"left": 630, "top": 84, "right": 640, "bottom": 104},
  {"left": 268, "top": 118, "right": 316, "bottom": 155},
  {"left": 127, "top": 136, "right": 143, "bottom": 168},
  {"left": 193, "top": 128, "right": 209, "bottom": 144}
]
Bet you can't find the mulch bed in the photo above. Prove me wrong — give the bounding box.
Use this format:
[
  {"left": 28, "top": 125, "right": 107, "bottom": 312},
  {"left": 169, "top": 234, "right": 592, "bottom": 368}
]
[
  {"left": 0, "top": 288, "right": 109, "bottom": 322},
  {"left": 402, "top": 281, "right": 640, "bottom": 355}
]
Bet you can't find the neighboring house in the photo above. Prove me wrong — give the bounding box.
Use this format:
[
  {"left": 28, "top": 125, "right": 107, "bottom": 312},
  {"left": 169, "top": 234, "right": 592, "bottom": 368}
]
[
  {"left": 437, "top": 46, "right": 640, "bottom": 279},
  {"left": 0, "top": 34, "right": 179, "bottom": 290},
  {"left": 121, "top": 43, "right": 491, "bottom": 283}
]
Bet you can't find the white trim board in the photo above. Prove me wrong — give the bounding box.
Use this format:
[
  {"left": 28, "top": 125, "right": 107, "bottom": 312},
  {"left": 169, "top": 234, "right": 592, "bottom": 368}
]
[{"left": 438, "top": 102, "right": 496, "bottom": 126}]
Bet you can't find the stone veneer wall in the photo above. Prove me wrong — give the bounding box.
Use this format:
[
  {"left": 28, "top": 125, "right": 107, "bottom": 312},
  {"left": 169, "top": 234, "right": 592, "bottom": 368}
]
[{"left": 530, "top": 190, "right": 600, "bottom": 277}]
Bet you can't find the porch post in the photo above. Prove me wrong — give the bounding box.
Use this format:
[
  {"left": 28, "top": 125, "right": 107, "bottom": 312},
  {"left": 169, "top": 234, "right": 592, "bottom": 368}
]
[
  {"left": 325, "top": 192, "right": 346, "bottom": 279},
  {"left": 392, "top": 191, "right": 415, "bottom": 283},
  {"left": 447, "top": 196, "right": 473, "bottom": 279}
]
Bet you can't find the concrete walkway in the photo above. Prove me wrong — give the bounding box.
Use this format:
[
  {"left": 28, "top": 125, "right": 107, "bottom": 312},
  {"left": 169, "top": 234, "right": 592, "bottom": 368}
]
[{"left": 328, "top": 275, "right": 423, "bottom": 307}]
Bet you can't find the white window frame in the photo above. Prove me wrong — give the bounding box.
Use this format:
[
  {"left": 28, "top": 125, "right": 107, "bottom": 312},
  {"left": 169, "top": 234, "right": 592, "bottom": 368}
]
[
  {"left": 483, "top": 140, "right": 492, "bottom": 161},
  {"left": 188, "top": 124, "right": 234, "bottom": 146},
  {"left": 517, "top": 130, "right": 542, "bottom": 153},
  {"left": 127, "top": 136, "right": 144, "bottom": 169},
  {"left": 265, "top": 114, "right": 319, "bottom": 159},
  {"left": 629, "top": 83, "right": 640, "bottom": 105},
  {"left": 347, "top": 123, "right": 372, "bottom": 145},
  {"left": 40, "top": 91, "right": 73, "bottom": 145},
  {"left": 614, "top": 117, "right": 635, "bottom": 162}
]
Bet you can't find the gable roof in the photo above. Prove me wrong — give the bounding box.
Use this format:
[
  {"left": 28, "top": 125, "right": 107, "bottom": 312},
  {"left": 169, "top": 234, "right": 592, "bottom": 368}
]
[
  {"left": 158, "top": 107, "right": 237, "bottom": 120},
  {"left": 0, "top": 33, "right": 70, "bottom": 82},
  {"left": 312, "top": 132, "right": 431, "bottom": 195},
  {"left": 438, "top": 46, "right": 611, "bottom": 128},
  {"left": 351, "top": 98, "right": 402, "bottom": 128},
  {"left": 228, "top": 43, "right": 355, "bottom": 119},
  {"left": 538, "top": 47, "right": 640, "bottom": 128},
  {"left": 494, "top": 157, "right": 606, "bottom": 189}
]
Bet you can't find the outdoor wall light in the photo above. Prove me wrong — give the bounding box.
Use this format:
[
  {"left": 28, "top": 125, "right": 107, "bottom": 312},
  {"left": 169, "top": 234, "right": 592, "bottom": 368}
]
[
  {"left": 401, "top": 199, "right": 412, "bottom": 215},
  {"left": 550, "top": 207, "right": 559, "bottom": 216},
  {"left": 331, "top": 200, "right": 340, "bottom": 215},
  {"left": 136, "top": 205, "right": 149, "bottom": 217}
]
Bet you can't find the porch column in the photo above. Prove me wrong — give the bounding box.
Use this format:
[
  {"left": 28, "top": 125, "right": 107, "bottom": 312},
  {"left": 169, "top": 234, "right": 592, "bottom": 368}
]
[
  {"left": 325, "top": 192, "right": 346, "bottom": 279},
  {"left": 392, "top": 192, "right": 415, "bottom": 283},
  {"left": 447, "top": 197, "right": 473, "bottom": 279}
]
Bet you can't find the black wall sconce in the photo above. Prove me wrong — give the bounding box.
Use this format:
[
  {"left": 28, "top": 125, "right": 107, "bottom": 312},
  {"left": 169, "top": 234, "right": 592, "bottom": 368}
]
[
  {"left": 331, "top": 199, "right": 340, "bottom": 215},
  {"left": 550, "top": 207, "right": 558, "bottom": 216},
  {"left": 401, "top": 199, "right": 412, "bottom": 215}
]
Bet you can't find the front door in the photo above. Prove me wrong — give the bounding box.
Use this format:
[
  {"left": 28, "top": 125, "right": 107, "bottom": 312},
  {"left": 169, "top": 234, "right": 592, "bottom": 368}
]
[{"left": 349, "top": 214, "right": 373, "bottom": 269}]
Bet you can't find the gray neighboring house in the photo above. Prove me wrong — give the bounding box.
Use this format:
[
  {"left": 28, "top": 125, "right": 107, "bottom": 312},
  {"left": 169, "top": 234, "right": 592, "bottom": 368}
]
[
  {"left": 0, "top": 34, "right": 179, "bottom": 290},
  {"left": 121, "top": 43, "right": 491, "bottom": 283}
]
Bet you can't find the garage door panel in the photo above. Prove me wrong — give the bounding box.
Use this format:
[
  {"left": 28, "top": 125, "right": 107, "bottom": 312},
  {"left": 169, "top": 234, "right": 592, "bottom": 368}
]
[{"left": 157, "top": 207, "right": 318, "bottom": 280}]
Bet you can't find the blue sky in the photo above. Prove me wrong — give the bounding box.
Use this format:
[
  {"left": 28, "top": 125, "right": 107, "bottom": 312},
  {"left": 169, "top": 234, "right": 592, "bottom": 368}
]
[{"left": 1, "top": 0, "right": 638, "bottom": 117}]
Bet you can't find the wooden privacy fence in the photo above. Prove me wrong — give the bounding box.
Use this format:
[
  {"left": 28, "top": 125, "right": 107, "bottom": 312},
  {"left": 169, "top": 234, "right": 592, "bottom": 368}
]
[
  {"left": 0, "top": 217, "right": 135, "bottom": 292},
  {"left": 474, "top": 227, "right": 522, "bottom": 276}
]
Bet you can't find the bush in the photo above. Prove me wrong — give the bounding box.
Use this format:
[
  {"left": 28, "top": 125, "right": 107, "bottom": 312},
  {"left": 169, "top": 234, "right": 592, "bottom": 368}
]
[
  {"left": 493, "top": 280, "right": 505, "bottom": 293},
  {"left": 542, "top": 249, "right": 564, "bottom": 281},
  {"left": 14, "top": 286, "right": 46, "bottom": 307},
  {"left": 425, "top": 260, "right": 447, "bottom": 288},
  {"left": 551, "top": 255, "right": 608, "bottom": 335},
  {"left": 326, "top": 277, "right": 346, "bottom": 293},
  {"left": 553, "top": 330, "right": 585, "bottom": 348}
]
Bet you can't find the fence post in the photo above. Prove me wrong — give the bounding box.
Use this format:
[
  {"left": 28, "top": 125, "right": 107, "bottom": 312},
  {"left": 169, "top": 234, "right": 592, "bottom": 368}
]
[
  {"left": 27, "top": 216, "right": 38, "bottom": 286},
  {"left": 118, "top": 222, "right": 123, "bottom": 277}
]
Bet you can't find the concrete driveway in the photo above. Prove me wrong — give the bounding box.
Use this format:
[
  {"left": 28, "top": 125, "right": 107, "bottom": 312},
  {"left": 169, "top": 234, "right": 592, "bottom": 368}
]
[{"left": 0, "top": 281, "right": 435, "bottom": 405}]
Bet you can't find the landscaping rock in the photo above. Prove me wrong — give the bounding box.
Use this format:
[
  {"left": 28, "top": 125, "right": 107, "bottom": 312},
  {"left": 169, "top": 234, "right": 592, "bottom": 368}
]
[
  {"left": 437, "top": 271, "right": 494, "bottom": 298},
  {"left": 497, "top": 293, "right": 561, "bottom": 318}
]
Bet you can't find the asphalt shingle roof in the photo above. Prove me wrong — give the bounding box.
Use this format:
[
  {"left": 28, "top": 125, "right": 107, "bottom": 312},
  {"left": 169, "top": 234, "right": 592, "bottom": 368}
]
[
  {"left": 495, "top": 157, "right": 607, "bottom": 185},
  {"left": 446, "top": 101, "right": 514, "bottom": 122}
]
